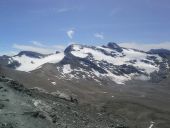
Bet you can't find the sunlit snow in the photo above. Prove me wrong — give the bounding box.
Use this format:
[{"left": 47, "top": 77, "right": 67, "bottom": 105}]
[{"left": 12, "top": 53, "right": 64, "bottom": 72}]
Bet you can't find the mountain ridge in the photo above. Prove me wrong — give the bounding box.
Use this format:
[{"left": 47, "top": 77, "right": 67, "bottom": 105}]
[{"left": 0, "top": 42, "right": 169, "bottom": 85}]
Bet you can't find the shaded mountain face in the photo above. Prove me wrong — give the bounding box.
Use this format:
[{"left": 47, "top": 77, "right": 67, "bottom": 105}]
[
  {"left": 0, "top": 55, "right": 11, "bottom": 66},
  {"left": 148, "top": 49, "right": 170, "bottom": 58},
  {"left": 0, "top": 43, "right": 169, "bottom": 84},
  {"left": 107, "top": 42, "right": 123, "bottom": 52},
  {"left": 16, "top": 51, "right": 46, "bottom": 58}
]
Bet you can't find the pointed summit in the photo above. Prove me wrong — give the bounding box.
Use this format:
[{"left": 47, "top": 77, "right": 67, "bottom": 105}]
[{"left": 107, "top": 42, "right": 123, "bottom": 52}]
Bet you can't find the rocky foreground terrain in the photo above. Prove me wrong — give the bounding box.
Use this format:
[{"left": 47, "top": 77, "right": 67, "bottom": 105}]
[
  {"left": 1, "top": 76, "right": 170, "bottom": 128},
  {"left": 0, "top": 76, "right": 130, "bottom": 128}
]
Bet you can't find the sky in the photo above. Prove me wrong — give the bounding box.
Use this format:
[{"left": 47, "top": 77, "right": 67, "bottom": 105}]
[{"left": 0, "top": 0, "right": 170, "bottom": 55}]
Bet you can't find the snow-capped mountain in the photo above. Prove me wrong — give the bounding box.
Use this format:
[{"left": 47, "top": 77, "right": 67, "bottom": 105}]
[
  {"left": 1, "top": 51, "right": 64, "bottom": 72},
  {"left": 148, "top": 49, "right": 170, "bottom": 58},
  {"left": 0, "top": 43, "right": 169, "bottom": 85},
  {"left": 56, "top": 43, "right": 169, "bottom": 84}
]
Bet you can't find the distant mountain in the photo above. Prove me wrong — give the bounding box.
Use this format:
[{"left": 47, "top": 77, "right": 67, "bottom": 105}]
[
  {"left": 0, "top": 51, "right": 64, "bottom": 71},
  {"left": 148, "top": 49, "right": 170, "bottom": 60},
  {"left": 0, "top": 43, "right": 169, "bottom": 84},
  {"left": 16, "top": 51, "right": 46, "bottom": 58}
]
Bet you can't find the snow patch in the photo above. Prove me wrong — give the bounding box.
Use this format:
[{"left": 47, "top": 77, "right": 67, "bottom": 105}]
[
  {"left": 51, "top": 82, "right": 56, "bottom": 85},
  {"left": 148, "top": 121, "right": 154, "bottom": 128},
  {"left": 12, "top": 52, "right": 65, "bottom": 72},
  {"left": 92, "top": 69, "right": 101, "bottom": 77},
  {"left": 62, "top": 64, "right": 72, "bottom": 74},
  {"left": 33, "top": 100, "right": 42, "bottom": 107}
]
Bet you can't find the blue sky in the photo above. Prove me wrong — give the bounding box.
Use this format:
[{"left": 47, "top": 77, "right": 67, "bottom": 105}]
[{"left": 0, "top": 0, "right": 170, "bottom": 55}]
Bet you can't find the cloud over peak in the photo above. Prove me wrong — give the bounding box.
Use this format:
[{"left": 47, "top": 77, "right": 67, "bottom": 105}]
[
  {"left": 32, "top": 41, "right": 45, "bottom": 47},
  {"left": 67, "top": 30, "right": 75, "bottom": 39},
  {"left": 13, "top": 41, "right": 67, "bottom": 54},
  {"left": 118, "top": 42, "right": 170, "bottom": 51}
]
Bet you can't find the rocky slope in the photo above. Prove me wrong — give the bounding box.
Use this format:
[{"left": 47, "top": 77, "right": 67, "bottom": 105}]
[
  {"left": 0, "top": 76, "right": 130, "bottom": 128},
  {"left": 1, "top": 76, "right": 170, "bottom": 128}
]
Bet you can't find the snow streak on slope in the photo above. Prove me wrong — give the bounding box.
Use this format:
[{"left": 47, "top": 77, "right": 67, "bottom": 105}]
[
  {"left": 63, "top": 64, "right": 72, "bottom": 74},
  {"left": 12, "top": 53, "right": 64, "bottom": 72}
]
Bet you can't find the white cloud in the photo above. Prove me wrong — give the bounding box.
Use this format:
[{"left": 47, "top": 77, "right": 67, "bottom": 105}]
[
  {"left": 13, "top": 42, "right": 68, "bottom": 54},
  {"left": 67, "top": 30, "right": 75, "bottom": 39},
  {"left": 32, "top": 41, "right": 45, "bottom": 47},
  {"left": 118, "top": 42, "right": 170, "bottom": 51},
  {"left": 94, "top": 33, "right": 104, "bottom": 39},
  {"left": 0, "top": 51, "right": 18, "bottom": 56},
  {"left": 53, "top": 45, "right": 66, "bottom": 51},
  {"left": 4, "top": 41, "right": 170, "bottom": 56},
  {"left": 13, "top": 44, "right": 54, "bottom": 54}
]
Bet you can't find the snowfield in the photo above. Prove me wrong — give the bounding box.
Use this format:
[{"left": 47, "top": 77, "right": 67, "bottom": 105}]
[
  {"left": 12, "top": 52, "right": 65, "bottom": 72},
  {"left": 59, "top": 44, "right": 165, "bottom": 84},
  {"left": 70, "top": 44, "right": 162, "bottom": 74}
]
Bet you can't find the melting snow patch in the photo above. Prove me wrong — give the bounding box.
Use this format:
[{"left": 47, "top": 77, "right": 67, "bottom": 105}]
[
  {"left": 148, "top": 121, "right": 154, "bottom": 128},
  {"left": 51, "top": 82, "right": 56, "bottom": 85},
  {"left": 105, "top": 70, "right": 131, "bottom": 84},
  {"left": 63, "top": 64, "right": 72, "bottom": 74},
  {"left": 33, "top": 100, "right": 42, "bottom": 107},
  {"left": 51, "top": 91, "right": 70, "bottom": 100},
  {"left": 92, "top": 69, "right": 101, "bottom": 77}
]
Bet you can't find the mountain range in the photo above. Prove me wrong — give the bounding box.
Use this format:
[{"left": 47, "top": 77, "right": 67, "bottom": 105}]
[{"left": 0, "top": 42, "right": 169, "bottom": 85}]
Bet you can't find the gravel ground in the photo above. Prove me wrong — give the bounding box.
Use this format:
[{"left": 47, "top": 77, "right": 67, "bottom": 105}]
[
  {"left": 1, "top": 76, "right": 170, "bottom": 128},
  {"left": 0, "top": 76, "right": 129, "bottom": 128}
]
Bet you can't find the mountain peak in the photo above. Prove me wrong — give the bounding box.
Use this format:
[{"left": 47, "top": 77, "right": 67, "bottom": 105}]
[
  {"left": 107, "top": 42, "right": 123, "bottom": 52},
  {"left": 148, "top": 49, "right": 170, "bottom": 58},
  {"left": 64, "top": 44, "right": 85, "bottom": 54},
  {"left": 17, "top": 51, "right": 45, "bottom": 58}
]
